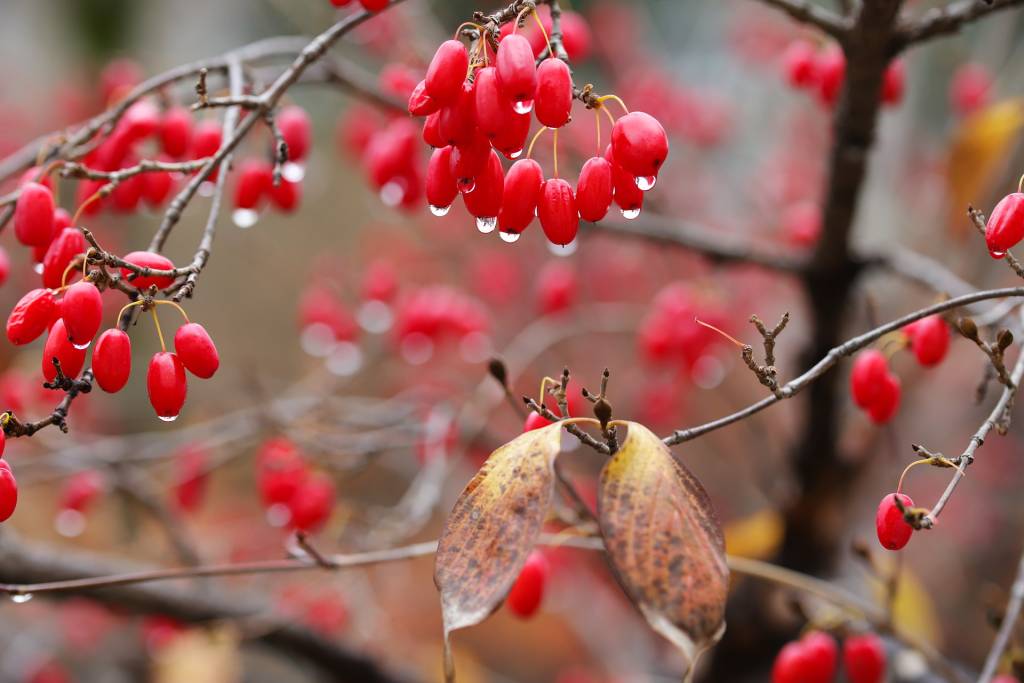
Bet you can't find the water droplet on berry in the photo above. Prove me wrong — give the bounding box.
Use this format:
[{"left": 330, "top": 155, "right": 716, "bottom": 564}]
[
  {"left": 33, "top": 263, "right": 43, "bottom": 275},
  {"left": 232, "top": 208, "right": 259, "bottom": 229},
  {"left": 620, "top": 207, "right": 641, "bottom": 220},
  {"left": 55, "top": 508, "right": 86, "bottom": 537},
  {"left": 693, "top": 355, "right": 726, "bottom": 389},
  {"left": 380, "top": 181, "right": 405, "bottom": 207},
  {"left": 429, "top": 204, "right": 452, "bottom": 217},
  {"left": 326, "top": 341, "right": 363, "bottom": 376},
  {"left": 476, "top": 216, "right": 498, "bottom": 234},
  {"left": 198, "top": 181, "right": 216, "bottom": 198},
  {"left": 635, "top": 175, "right": 657, "bottom": 191},
  {"left": 457, "top": 178, "right": 476, "bottom": 194},
  {"left": 71, "top": 339, "right": 92, "bottom": 350},
  {"left": 509, "top": 149, "right": 524, "bottom": 159},
  {"left": 400, "top": 332, "right": 434, "bottom": 365},
  {"left": 548, "top": 238, "right": 578, "bottom": 256},
  {"left": 282, "top": 161, "right": 305, "bottom": 183},
  {"left": 513, "top": 99, "right": 534, "bottom": 115},
  {"left": 266, "top": 503, "right": 290, "bottom": 528},
  {"left": 300, "top": 323, "right": 338, "bottom": 357},
  {"left": 10, "top": 593, "right": 33, "bottom": 604},
  {"left": 499, "top": 230, "right": 521, "bottom": 243},
  {"left": 990, "top": 249, "right": 1006, "bottom": 259},
  {"left": 357, "top": 300, "right": 393, "bottom": 333},
  {"left": 158, "top": 414, "right": 179, "bottom": 423}
]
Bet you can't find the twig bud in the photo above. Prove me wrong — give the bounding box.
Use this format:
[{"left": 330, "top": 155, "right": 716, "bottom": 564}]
[
  {"left": 957, "top": 317, "right": 979, "bottom": 341},
  {"left": 487, "top": 358, "right": 508, "bottom": 387}
]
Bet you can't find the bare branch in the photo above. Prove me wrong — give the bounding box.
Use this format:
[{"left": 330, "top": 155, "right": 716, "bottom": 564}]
[
  {"left": 978, "top": 546, "right": 1024, "bottom": 683},
  {"left": 895, "top": 0, "right": 1024, "bottom": 48},
  {"left": 748, "top": 0, "right": 851, "bottom": 39}
]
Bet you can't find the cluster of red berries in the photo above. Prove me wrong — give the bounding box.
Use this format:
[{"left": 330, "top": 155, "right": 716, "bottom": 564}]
[
  {"left": 638, "top": 283, "right": 731, "bottom": 372},
  {"left": 781, "top": 41, "right": 904, "bottom": 108},
  {"left": 506, "top": 549, "right": 550, "bottom": 618},
  {"left": 849, "top": 315, "right": 950, "bottom": 424},
  {"left": 257, "top": 437, "right": 336, "bottom": 533},
  {"left": 985, "top": 191, "right": 1024, "bottom": 259},
  {"left": 409, "top": 20, "right": 668, "bottom": 245},
  {"left": 773, "top": 630, "right": 885, "bottom": 683},
  {"left": 172, "top": 443, "right": 209, "bottom": 514},
  {"left": 231, "top": 105, "right": 311, "bottom": 225},
  {"left": 5, "top": 260, "right": 219, "bottom": 421},
  {"left": 392, "top": 285, "right": 491, "bottom": 363},
  {"left": 329, "top": 0, "right": 388, "bottom": 11}
]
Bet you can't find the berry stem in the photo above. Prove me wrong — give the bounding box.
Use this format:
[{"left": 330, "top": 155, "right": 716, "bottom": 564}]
[
  {"left": 532, "top": 9, "right": 553, "bottom": 58},
  {"left": 71, "top": 188, "right": 107, "bottom": 226},
  {"left": 596, "top": 94, "right": 630, "bottom": 115},
  {"left": 552, "top": 127, "right": 560, "bottom": 179},
  {"left": 150, "top": 307, "right": 167, "bottom": 353},
  {"left": 526, "top": 126, "right": 549, "bottom": 159},
  {"left": 593, "top": 108, "right": 602, "bottom": 154},
  {"left": 116, "top": 300, "right": 145, "bottom": 322},
  {"left": 695, "top": 317, "right": 747, "bottom": 349},
  {"left": 155, "top": 299, "right": 191, "bottom": 324},
  {"left": 452, "top": 22, "right": 484, "bottom": 41},
  {"left": 896, "top": 458, "right": 930, "bottom": 494}
]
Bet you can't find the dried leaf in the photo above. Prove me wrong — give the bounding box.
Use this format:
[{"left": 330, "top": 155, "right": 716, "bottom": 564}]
[
  {"left": 598, "top": 422, "right": 728, "bottom": 672},
  {"left": 947, "top": 99, "right": 1024, "bottom": 236},
  {"left": 434, "top": 422, "right": 563, "bottom": 681}
]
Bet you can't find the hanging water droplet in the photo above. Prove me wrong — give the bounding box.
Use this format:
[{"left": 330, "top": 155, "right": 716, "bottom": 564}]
[
  {"left": 549, "top": 238, "right": 579, "bottom": 256},
  {"left": 400, "top": 332, "right": 434, "bottom": 365},
  {"left": 509, "top": 149, "right": 524, "bottom": 159},
  {"left": 513, "top": 99, "right": 534, "bottom": 115},
  {"left": 71, "top": 339, "right": 91, "bottom": 351},
  {"left": 10, "top": 593, "right": 33, "bottom": 604},
  {"left": 33, "top": 262, "right": 43, "bottom": 275},
  {"left": 266, "top": 503, "right": 290, "bottom": 528},
  {"left": 621, "top": 207, "right": 641, "bottom": 220},
  {"left": 990, "top": 250, "right": 1006, "bottom": 260},
  {"left": 326, "top": 341, "right": 364, "bottom": 377},
  {"left": 158, "top": 414, "right": 179, "bottom": 423},
  {"left": 499, "top": 230, "right": 521, "bottom": 243},
  {"left": 457, "top": 178, "right": 476, "bottom": 194},
  {"left": 380, "top": 181, "right": 405, "bottom": 207},
  {"left": 476, "top": 216, "right": 497, "bottom": 234},
  {"left": 198, "top": 181, "right": 216, "bottom": 198},
  {"left": 282, "top": 161, "right": 305, "bottom": 183},
  {"left": 300, "top": 323, "right": 338, "bottom": 357},
  {"left": 429, "top": 204, "right": 452, "bottom": 217},
  {"left": 357, "top": 300, "right": 394, "bottom": 334},
  {"left": 232, "top": 208, "right": 259, "bottom": 229},
  {"left": 55, "top": 508, "right": 86, "bottom": 537},
  {"left": 635, "top": 175, "right": 657, "bottom": 191}
]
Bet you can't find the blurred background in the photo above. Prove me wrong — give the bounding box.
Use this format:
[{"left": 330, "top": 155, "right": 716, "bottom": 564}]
[{"left": 1, "top": 0, "right": 1024, "bottom": 681}]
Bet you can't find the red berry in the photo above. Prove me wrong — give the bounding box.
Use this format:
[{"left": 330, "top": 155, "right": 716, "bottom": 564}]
[
  {"left": 801, "top": 631, "right": 839, "bottom": 682},
  {"left": 14, "top": 182, "right": 56, "bottom": 247},
  {"left": 462, "top": 150, "right": 505, "bottom": 223},
  {"left": 278, "top": 105, "right": 312, "bottom": 161},
  {"left": 174, "top": 322, "right": 219, "bottom": 379},
  {"left": 876, "top": 492, "right": 914, "bottom": 550},
  {"left": 359, "top": 0, "right": 388, "bottom": 11},
  {"left": 191, "top": 119, "right": 222, "bottom": 181},
  {"left": 142, "top": 164, "right": 175, "bottom": 207},
  {"left": 843, "top": 633, "right": 886, "bottom": 683},
  {"left": 882, "top": 59, "right": 905, "bottom": 105},
  {"left": 560, "top": 11, "right": 592, "bottom": 62},
  {"left": 450, "top": 132, "right": 492, "bottom": 190},
  {"left": 771, "top": 641, "right": 805, "bottom": 683},
  {"left": 7, "top": 288, "right": 59, "bottom": 345},
  {"left": 259, "top": 438, "right": 309, "bottom": 507},
  {"left": 491, "top": 108, "right": 532, "bottom": 159},
  {"left": 426, "top": 146, "right": 459, "bottom": 212},
  {"left": 993, "top": 676, "right": 1021, "bottom": 683},
  {"left": 816, "top": 46, "right": 846, "bottom": 107},
  {"left": 408, "top": 79, "right": 440, "bottom": 117},
  {"left": 121, "top": 100, "right": 161, "bottom": 142},
  {"left": 287, "top": 473, "right": 335, "bottom": 532},
  {"left": 109, "top": 172, "right": 145, "bottom": 214},
  {"left": 536, "top": 262, "right": 577, "bottom": 315},
  {"left": 523, "top": 411, "right": 553, "bottom": 432},
  {"left": 330, "top": 0, "right": 352, "bottom": 5},
  {"left": 782, "top": 201, "right": 822, "bottom": 247},
  {"left": 474, "top": 66, "right": 510, "bottom": 140},
  {"left": 121, "top": 251, "right": 177, "bottom": 291},
  {"left": 61, "top": 470, "right": 103, "bottom": 513},
  {"left": 422, "top": 112, "right": 446, "bottom": 148},
  {"left": 42, "top": 319, "right": 87, "bottom": 381},
  {"left": 903, "top": 315, "right": 949, "bottom": 367},
  {"left": 866, "top": 373, "right": 900, "bottom": 424},
  {"left": 147, "top": 351, "right": 187, "bottom": 421},
  {"left": 234, "top": 159, "right": 274, "bottom": 210},
  {"left": 506, "top": 550, "right": 548, "bottom": 618},
  {"left": 986, "top": 193, "right": 1024, "bottom": 258},
  {"left": 100, "top": 58, "right": 142, "bottom": 104},
  {"left": 497, "top": 158, "right": 543, "bottom": 234},
  {"left": 0, "top": 247, "right": 8, "bottom": 287},
  {"left": 849, "top": 349, "right": 889, "bottom": 409},
  {"left": 61, "top": 281, "right": 103, "bottom": 348},
  {"left": 496, "top": 33, "right": 538, "bottom": 108},
  {"left": 538, "top": 178, "right": 579, "bottom": 246},
  {"left": 535, "top": 58, "right": 573, "bottom": 128},
  {"left": 361, "top": 260, "right": 398, "bottom": 302},
  {"left": 950, "top": 63, "right": 992, "bottom": 117},
  {"left": 0, "top": 463, "right": 17, "bottom": 522},
  {"left": 438, "top": 80, "right": 478, "bottom": 147},
  {"left": 93, "top": 329, "right": 132, "bottom": 393},
  {"left": 173, "top": 443, "right": 208, "bottom": 513},
  {"left": 270, "top": 178, "right": 302, "bottom": 212},
  {"left": 42, "top": 227, "right": 87, "bottom": 290},
  {"left": 160, "top": 106, "right": 193, "bottom": 158},
  {"left": 18, "top": 166, "right": 54, "bottom": 192},
  {"left": 611, "top": 111, "right": 669, "bottom": 181},
  {"left": 425, "top": 40, "right": 469, "bottom": 106},
  {"left": 576, "top": 156, "right": 613, "bottom": 222},
  {"left": 606, "top": 145, "right": 644, "bottom": 218},
  {"left": 782, "top": 41, "right": 818, "bottom": 88}
]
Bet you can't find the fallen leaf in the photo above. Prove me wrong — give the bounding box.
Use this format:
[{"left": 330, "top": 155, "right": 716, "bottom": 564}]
[
  {"left": 434, "top": 422, "right": 563, "bottom": 681},
  {"left": 598, "top": 422, "right": 729, "bottom": 674}
]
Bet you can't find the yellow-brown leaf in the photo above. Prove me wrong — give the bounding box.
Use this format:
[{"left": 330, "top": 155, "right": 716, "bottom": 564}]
[{"left": 598, "top": 422, "right": 728, "bottom": 670}]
